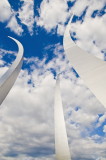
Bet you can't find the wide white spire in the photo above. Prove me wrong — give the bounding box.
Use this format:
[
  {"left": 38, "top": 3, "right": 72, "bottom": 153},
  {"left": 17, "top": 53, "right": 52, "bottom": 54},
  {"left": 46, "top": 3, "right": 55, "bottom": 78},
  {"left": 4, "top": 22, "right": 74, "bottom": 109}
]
[
  {"left": 0, "top": 37, "right": 24, "bottom": 105},
  {"left": 63, "top": 17, "right": 106, "bottom": 109},
  {"left": 54, "top": 76, "right": 71, "bottom": 160}
]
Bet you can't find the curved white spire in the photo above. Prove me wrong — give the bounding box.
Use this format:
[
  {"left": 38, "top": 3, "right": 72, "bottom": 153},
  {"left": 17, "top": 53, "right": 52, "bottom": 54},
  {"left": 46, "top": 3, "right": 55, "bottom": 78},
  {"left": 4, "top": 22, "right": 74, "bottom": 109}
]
[
  {"left": 54, "top": 76, "right": 71, "bottom": 160},
  {"left": 63, "top": 16, "right": 106, "bottom": 109},
  {"left": 0, "top": 36, "right": 24, "bottom": 105}
]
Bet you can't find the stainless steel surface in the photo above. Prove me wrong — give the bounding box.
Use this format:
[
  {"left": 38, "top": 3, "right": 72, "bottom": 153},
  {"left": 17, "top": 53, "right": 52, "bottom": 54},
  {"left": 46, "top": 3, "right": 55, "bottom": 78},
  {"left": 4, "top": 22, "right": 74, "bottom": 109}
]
[
  {"left": 54, "top": 77, "right": 71, "bottom": 160},
  {"left": 63, "top": 17, "right": 106, "bottom": 109},
  {"left": 0, "top": 37, "right": 24, "bottom": 105}
]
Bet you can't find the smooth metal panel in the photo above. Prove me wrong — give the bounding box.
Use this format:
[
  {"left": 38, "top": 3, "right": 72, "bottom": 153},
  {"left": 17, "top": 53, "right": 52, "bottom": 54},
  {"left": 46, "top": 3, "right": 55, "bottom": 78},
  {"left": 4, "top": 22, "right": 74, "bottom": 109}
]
[
  {"left": 63, "top": 18, "right": 106, "bottom": 109},
  {"left": 0, "top": 37, "right": 24, "bottom": 105},
  {"left": 54, "top": 77, "right": 71, "bottom": 160}
]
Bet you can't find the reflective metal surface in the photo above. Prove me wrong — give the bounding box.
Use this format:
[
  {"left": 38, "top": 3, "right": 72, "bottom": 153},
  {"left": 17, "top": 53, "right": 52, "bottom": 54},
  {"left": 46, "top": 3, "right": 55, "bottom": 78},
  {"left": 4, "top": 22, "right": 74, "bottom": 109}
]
[
  {"left": 63, "top": 17, "right": 106, "bottom": 109},
  {"left": 54, "top": 77, "right": 71, "bottom": 160},
  {"left": 0, "top": 37, "right": 24, "bottom": 105}
]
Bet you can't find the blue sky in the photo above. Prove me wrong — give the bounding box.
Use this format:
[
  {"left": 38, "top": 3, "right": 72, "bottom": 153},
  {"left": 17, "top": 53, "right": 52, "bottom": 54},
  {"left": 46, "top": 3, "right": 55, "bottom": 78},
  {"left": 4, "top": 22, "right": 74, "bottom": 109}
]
[{"left": 0, "top": 0, "right": 106, "bottom": 160}]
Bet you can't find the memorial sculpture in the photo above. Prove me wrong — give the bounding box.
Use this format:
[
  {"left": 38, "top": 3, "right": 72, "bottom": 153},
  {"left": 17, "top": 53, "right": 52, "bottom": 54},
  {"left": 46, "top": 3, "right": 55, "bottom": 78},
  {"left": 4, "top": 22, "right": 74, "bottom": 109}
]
[
  {"left": 63, "top": 16, "right": 106, "bottom": 109},
  {"left": 0, "top": 36, "right": 24, "bottom": 105},
  {"left": 1, "top": 14, "right": 105, "bottom": 160},
  {"left": 54, "top": 76, "right": 71, "bottom": 160}
]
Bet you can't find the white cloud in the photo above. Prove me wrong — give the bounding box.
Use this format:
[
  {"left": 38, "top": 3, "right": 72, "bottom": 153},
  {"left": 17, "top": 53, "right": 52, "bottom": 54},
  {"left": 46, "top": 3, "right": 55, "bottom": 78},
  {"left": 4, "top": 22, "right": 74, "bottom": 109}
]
[
  {"left": 0, "top": 0, "right": 12, "bottom": 22},
  {"left": 0, "top": 0, "right": 34, "bottom": 35},
  {"left": 0, "top": 0, "right": 23, "bottom": 35},
  {"left": 103, "top": 125, "right": 106, "bottom": 133},
  {"left": 97, "top": 113, "right": 106, "bottom": 127},
  {"left": 71, "top": 0, "right": 89, "bottom": 16},
  {"left": 71, "top": 137, "right": 106, "bottom": 160},
  {"left": 57, "top": 23, "right": 66, "bottom": 35},
  {"left": 98, "top": 158, "right": 106, "bottom": 160},
  {"left": 18, "top": 0, "right": 34, "bottom": 35},
  {"left": 6, "top": 16, "right": 23, "bottom": 35},
  {"left": 71, "top": 0, "right": 106, "bottom": 17},
  {"left": 0, "top": 48, "right": 16, "bottom": 68},
  {"left": 35, "top": 0, "right": 69, "bottom": 34},
  {"left": 0, "top": 49, "right": 16, "bottom": 55}
]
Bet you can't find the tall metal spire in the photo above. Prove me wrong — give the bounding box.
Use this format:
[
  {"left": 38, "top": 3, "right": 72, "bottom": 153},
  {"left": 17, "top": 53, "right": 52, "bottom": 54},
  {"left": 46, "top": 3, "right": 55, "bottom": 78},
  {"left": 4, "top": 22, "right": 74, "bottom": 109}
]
[
  {"left": 54, "top": 76, "right": 71, "bottom": 160},
  {"left": 63, "top": 17, "right": 106, "bottom": 109},
  {"left": 0, "top": 37, "right": 24, "bottom": 105}
]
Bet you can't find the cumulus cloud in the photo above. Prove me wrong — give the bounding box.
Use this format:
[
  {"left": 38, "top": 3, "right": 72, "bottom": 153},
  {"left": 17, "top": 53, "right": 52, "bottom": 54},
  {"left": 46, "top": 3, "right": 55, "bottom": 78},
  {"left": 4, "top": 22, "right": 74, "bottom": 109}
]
[
  {"left": 97, "top": 113, "right": 106, "bottom": 127},
  {"left": 18, "top": 0, "right": 34, "bottom": 35},
  {"left": 35, "top": 0, "right": 69, "bottom": 35},
  {"left": 71, "top": 0, "right": 106, "bottom": 17},
  {"left": 6, "top": 16, "right": 23, "bottom": 35},
  {"left": 0, "top": 44, "right": 105, "bottom": 160},
  {"left": 0, "top": 0, "right": 34, "bottom": 35},
  {"left": 0, "top": 0, "right": 23, "bottom": 35},
  {"left": 0, "top": 48, "right": 16, "bottom": 68},
  {"left": 0, "top": 0, "right": 12, "bottom": 22},
  {"left": 103, "top": 125, "right": 106, "bottom": 133},
  {"left": 0, "top": 49, "right": 16, "bottom": 55}
]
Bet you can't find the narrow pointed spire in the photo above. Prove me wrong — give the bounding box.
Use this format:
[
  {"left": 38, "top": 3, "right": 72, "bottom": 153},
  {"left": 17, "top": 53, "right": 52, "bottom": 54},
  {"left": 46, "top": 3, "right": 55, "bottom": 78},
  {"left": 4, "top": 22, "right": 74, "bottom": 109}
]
[
  {"left": 0, "top": 37, "right": 24, "bottom": 105},
  {"left": 54, "top": 76, "right": 71, "bottom": 160}
]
